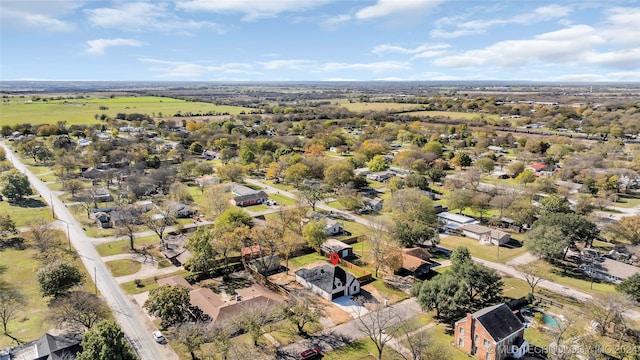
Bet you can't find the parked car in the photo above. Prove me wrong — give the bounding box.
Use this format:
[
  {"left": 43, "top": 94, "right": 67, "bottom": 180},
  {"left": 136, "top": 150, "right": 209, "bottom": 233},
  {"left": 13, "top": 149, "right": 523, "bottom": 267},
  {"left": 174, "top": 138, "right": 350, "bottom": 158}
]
[
  {"left": 152, "top": 330, "right": 166, "bottom": 344},
  {"left": 300, "top": 347, "right": 321, "bottom": 359}
]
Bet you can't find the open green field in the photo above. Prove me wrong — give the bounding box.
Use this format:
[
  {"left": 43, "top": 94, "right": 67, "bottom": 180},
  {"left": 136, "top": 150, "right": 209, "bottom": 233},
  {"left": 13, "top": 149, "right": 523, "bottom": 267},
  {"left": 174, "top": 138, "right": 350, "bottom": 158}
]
[
  {"left": 527, "top": 260, "right": 616, "bottom": 296},
  {"left": 0, "top": 197, "right": 53, "bottom": 228},
  {"left": 404, "top": 110, "right": 500, "bottom": 121},
  {"left": 95, "top": 235, "right": 160, "bottom": 257},
  {"left": 439, "top": 235, "right": 527, "bottom": 264},
  {"left": 0, "top": 96, "right": 255, "bottom": 126},
  {"left": 337, "top": 100, "right": 424, "bottom": 113}
]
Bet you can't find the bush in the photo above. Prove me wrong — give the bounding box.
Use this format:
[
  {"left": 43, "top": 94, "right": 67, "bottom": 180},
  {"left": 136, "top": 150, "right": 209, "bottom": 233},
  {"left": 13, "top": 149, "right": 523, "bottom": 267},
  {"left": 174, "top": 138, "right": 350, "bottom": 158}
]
[{"left": 134, "top": 279, "right": 142, "bottom": 287}]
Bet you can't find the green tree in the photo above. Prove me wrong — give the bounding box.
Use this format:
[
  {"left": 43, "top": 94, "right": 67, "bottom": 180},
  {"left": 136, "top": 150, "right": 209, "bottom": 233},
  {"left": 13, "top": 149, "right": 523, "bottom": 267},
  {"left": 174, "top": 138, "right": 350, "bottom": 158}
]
[
  {"left": 415, "top": 272, "right": 467, "bottom": 319},
  {"left": 279, "top": 297, "right": 323, "bottom": 336},
  {"left": 285, "top": 162, "right": 310, "bottom": 188},
  {"left": 475, "top": 157, "right": 495, "bottom": 173},
  {"left": 515, "top": 169, "right": 536, "bottom": 186},
  {"left": 0, "top": 211, "right": 17, "bottom": 236},
  {"left": 37, "top": 261, "right": 84, "bottom": 298},
  {"left": 173, "top": 322, "right": 210, "bottom": 360},
  {"left": 323, "top": 161, "right": 354, "bottom": 188},
  {"left": 63, "top": 179, "right": 85, "bottom": 199},
  {"left": 215, "top": 208, "right": 254, "bottom": 229},
  {"left": 538, "top": 194, "right": 572, "bottom": 215},
  {"left": 239, "top": 147, "right": 255, "bottom": 165},
  {"left": 303, "top": 219, "right": 327, "bottom": 252},
  {"left": 606, "top": 215, "right": 640, "bottom": 245},
  {"left": 534, "top": 212, "right": 600, "bottom": 252},
  {"left": 425, "top": 167, "right": 446, "bottom": 183},
  {"left": 616, "top": 273, "right": 640, "bottom": 302},
  {"left": 189, "top": 141, "right": 203, "bottom": 155},
  {"left": 298, "top": 184, "right": 326, "bottom": 212},
  {"left": 393, "top": 220, "right": 436, "bottom": 248},
  {"left": 367, "top": 155, "right": 389, "bottom": 172},
  {"left": 525, "top": 225, "right": 570, "bottom": 261},
  {"left": 216, "top": 162, "right": 245, "bottom": 182},
  {"left": 76, "top": 320, "right": 137, "bottom": 360},
  {"left": 144, "top": 285, "right": 191, "bottom": 328},
  {"left": 184, "top": 227, "right": 216, "bottom": 274},
  {"left": 453, "top": 152, "right": 472, "bottom": 167},
  {"left": 0, "top": 169, "right": 33, "bottom": 201}
]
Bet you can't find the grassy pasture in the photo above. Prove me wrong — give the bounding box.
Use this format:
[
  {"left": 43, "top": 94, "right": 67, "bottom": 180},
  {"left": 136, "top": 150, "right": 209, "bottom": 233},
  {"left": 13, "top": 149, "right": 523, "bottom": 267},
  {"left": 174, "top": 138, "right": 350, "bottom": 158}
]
[
  {"left": 0, "top": 96, "right": 254, "bottom": 126},
  {"left": 338, "top": 101, "right": 425, "bottom": 112},
  {"left": 403, "top": 110, "right": 500, "bottom": 121}
]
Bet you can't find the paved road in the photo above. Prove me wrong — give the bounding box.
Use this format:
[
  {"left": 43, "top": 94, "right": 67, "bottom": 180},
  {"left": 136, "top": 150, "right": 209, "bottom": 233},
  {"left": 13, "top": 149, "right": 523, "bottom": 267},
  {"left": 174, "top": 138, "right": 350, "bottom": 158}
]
[{"left": 2, "top": 142, "right": 178, "bottom": 360}]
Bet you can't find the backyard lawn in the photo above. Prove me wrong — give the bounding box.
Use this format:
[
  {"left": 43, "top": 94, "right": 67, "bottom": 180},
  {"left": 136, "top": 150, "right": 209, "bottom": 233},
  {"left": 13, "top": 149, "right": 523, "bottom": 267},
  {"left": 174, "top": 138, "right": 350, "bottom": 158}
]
[
  {"left": 439, "top": 235, "right": 527, "bottom": 264},
  {"left": 526, "top": 260, "right": 616, "bottom": 296},
  {"left": 105, "top": 259, "right": 142, "bottom": 277},
  {"left": 0, "top": 197, "right": 53, "bottom": 228}
]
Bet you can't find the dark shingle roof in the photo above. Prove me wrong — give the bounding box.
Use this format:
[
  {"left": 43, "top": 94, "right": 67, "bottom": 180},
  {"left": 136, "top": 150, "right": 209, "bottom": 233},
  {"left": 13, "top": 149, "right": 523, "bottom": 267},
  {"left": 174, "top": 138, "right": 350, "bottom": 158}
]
[
  {"left": 473, "top": 304, "right": 523, "bottom": 342},
  {"left": 295, "top": 265, "right": 347, "bottom": 293},
  {"left": 233, "top": 191, "right": 268, "bottom": 203},
  {"left": 34, "top": 333, "right": 82, "bottom": 360}
]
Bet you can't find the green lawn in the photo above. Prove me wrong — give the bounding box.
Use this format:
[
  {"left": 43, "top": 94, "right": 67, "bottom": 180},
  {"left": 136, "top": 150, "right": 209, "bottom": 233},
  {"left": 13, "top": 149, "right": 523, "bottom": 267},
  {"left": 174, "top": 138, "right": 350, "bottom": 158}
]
[
  {"left": 0, "top": 96, "right": 255, "bottom": 126},
  {"left": 95, "top": 235, "right": 160, "bottom": 257},
  {"left": 288, "top": 253, "right": 327, "bottom": 269},
  {"left": 243, "top": 203, "right": 269, "bottom": 212},
  {"left": 323, "top": 338, "right": 403, "bottom": 360},
  {"left": 269, "top": 193, "right": 296, "bottom": 206},
  {"left": 325, "top": 200, "right": 347, "bottom": 211},
  {"left": 527, "top": 260, "right": 616, "bottom": 296},
  {"left": 0, "top": 198, "right": 53, "bottom": 228},
  {"left": 502, "top": 277, "right": 531, "bottom": 299},
  {"left": 105, "top": 259, "right": 142, "bottom": 277},
  {"left": 120, "top": 269, "right": 190, "bottom": 295},
  {"left": 403, "top": 110, "right": 500, "bottom": 122},
  {"left": 614, "top": 195, "right": 640, "bottom": 208},
  {"left": 439, "top": 235, "right": 527, "bottom": 264},
  {"left": 263, "top": 180, "right": 295, "bottom": 192},
  {"left": 338, "top": 101, "right": 424, "bottom": 113}
]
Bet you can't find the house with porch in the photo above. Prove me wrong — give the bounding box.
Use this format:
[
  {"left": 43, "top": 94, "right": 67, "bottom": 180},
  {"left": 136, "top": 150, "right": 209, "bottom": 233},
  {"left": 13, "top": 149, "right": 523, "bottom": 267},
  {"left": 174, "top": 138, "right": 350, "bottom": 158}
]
[
  {"left": 455, "top": 303, "right": 529, "bottom": 360},
  {"left": 460, "top": 224, "right": 511, "bottom": 246},
  {"left": 295, "top": 265, "right": 360, "bottom": 300}
]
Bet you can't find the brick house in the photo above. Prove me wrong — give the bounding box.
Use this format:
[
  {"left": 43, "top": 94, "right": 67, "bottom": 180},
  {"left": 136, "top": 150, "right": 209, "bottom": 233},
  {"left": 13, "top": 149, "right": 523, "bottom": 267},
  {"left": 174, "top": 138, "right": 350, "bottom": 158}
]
[
  {"left": 230, "top": 191, "right": 268, "bottom": 207},
  {"left": 454, "top": 304, "right": 529, "bottom": 360}
]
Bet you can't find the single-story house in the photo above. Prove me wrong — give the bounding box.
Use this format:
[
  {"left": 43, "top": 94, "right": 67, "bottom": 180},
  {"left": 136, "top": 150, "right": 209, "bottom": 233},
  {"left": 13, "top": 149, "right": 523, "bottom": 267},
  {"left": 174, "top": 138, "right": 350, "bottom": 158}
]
[
  {"left": 231, "top": 191, "right": 268, "bottom": 207},
  {"left": 202, "top": 150, "right": 220, "bottom": 160},
  {"left": 455, "top": 303, "right": 529, "bottom": 360},
  {"left": 195, "top": 174, "right": 219, "bottom": 188},
  {"left": 437, "top": 212, "right": 478, "bottom": 232},
  {"left": 362, "top": 197, "right": 384, "bottom": 212},
  {"left": 401, "top": 248, "right": 434, "bottom": 278},
  {"left": 324, "top": 218, "right": 344, "bottom": 236},
  {"left": 354, "top": 168, "right": 371, "bottom": 177},
  {"left": 135, "top": 200, "right": 154, "bottom": 212},
  {"left": 321, "top": 239, "right": 353, "bottom": 258},
  {"left": 460, "top": 224, "right": 511, "bottom": 246},
  {"left": 157, "top": 275, "right": 193, "bottom": 289},
  {"left": 90, "top": 187, "right": 113, "bottom": 203},
  {"left": 248, "top": 255, "right": 281, "bottom": 274},
  {"left": 231, "top": 184, "right": 257, "bottom": 197},
  {"left": 580, "top": 257, "right": 640, "bottom": 284},
  {"left": 487, "top": 145, "right": 507, "bottom": 153},
  {"left": 161, "top": 233, "right": 191, "bottom": 266},
  {"left": 367, "top": 171, "right": 395, "bottom": 182},
  {"left": 81, "top": 167, "right": 104, "bottom": 179},
  {"left": 295, "top": 265, "right": 360, "bottom": 300},
  {"left": 168, "top": 202, "right": 194, "bottom": 218},
  {"left": 6, "top": 332, "right": 83, "bottom": 360},
  {"left": 526, "top": 163, "right": 548, "bottom": 174},
  {"left": 77, "top": 138, "right": 92, "bottom": 147}
]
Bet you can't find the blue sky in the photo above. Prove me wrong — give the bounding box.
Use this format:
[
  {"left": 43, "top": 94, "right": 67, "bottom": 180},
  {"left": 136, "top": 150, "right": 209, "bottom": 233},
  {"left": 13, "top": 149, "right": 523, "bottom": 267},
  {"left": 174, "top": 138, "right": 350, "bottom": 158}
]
[{"left": 1, "top": 0, "right": 639, "bottom": 82}]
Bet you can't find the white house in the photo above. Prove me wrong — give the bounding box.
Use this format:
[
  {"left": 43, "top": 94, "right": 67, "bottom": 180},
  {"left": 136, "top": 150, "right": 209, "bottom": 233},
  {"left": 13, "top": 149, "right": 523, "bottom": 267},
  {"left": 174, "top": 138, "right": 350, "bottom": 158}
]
[
  {"left": 295, "top": 265, "right": 360, "bottom": 300},
  {"left": 325, "top": 218, "right": 344, "bottom": 236},
  {"left": 460, "top": 223, "right": 511, "bottom": 245},
  {"left": 437, "top": 212, "right": 478, "bottom": 232}
]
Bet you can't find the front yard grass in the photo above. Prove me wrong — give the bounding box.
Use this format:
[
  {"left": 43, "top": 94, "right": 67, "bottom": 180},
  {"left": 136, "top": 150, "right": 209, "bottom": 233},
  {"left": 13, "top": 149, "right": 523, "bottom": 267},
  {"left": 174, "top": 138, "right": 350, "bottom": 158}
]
[
  {"left": 120, "top": 269, "right": 189, "bottom": 295},
  {"left": 528, "top": 260, "right": 616, "bottom": 296},
  {"left": 268, "top": 193, "right": 296, "bottom": 206},
  {"left": 439, "top": 235, "right": 527, "bottom": 264},
  {"left": 323, "top": 338, "right": 403, "bottom": 360},
  {"left": 0, "top": 197, "right": 53, "bottom": 228},
  {"left": 502, "top": 277, "right": 531, "bottom": 299},
  {"left": 105, "top": 259, "right": 142, "bottom": 277},
  {"left": 95, "top": 235, "right": 160, "bottom": 257}
]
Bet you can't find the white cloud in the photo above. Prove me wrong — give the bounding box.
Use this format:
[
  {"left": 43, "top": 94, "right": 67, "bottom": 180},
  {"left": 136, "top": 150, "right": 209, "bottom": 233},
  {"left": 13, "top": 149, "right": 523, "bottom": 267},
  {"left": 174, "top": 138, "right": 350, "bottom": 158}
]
[
  {"left": 599, "top": 7, "right": 640, "bottom": 46},
  {"left": 320, "top": 61, "right": 411, "bottom": 73},
  {"left": 175, "top": 0, "right": 333, "bottom": 21},
  {"left": 140, "top": 58, "right": 256, "bottom": 78},
  {"left": 0, "top": 0, "right": 80, "bottom": 31},
  {"left": 371, "top": 43, "right": 449, "bottom": 55},
  {"left": 431, "top": 4, "right": 572, "bottom": 38},
  {"left": 322, "top": 78, "right": 361, "bottom": 81},
  {"left": 321, "top": 14, "right": 352, "bottom": 29},
  {"left": 355, "top": 0, "right": 444, "bottom": 20},
  {"left": 86, "top": 39, "right": 143, "bottom": 55},
  {"left": 259, "top": 60, "right": 316, "bottom": 71},
  {"left": 86, "top": 2, "right": 224, "bottom": 33}
]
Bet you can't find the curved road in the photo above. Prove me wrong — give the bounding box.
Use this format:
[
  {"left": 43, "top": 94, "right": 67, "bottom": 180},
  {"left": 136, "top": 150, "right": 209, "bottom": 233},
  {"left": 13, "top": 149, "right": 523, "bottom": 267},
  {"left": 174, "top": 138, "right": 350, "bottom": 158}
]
[{"left": 2, "top": 142, "right": 177, "bottom": 360}]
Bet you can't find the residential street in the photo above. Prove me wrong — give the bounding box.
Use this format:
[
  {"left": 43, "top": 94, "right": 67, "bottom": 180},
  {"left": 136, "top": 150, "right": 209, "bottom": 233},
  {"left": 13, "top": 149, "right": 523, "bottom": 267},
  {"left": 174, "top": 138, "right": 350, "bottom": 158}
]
[{"left": 2, "top": 142, "right": 178, "bottom": 360}]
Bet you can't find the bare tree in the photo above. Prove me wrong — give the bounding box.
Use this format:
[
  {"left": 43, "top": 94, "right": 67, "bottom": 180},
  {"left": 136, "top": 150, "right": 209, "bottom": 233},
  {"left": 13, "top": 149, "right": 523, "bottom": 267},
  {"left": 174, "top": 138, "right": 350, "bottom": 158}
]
[
  {"left": 586, "top": 293, "right": 633, "bottom": 336},
  {"left": 355, "top": 303, "right": 401, "bottom": 360},
  {"left": 144, "top": 205, "right": 176, "bottom": 247},
  {"left": 48, "top": 290, "right": 110, "bottom": 331},
  {"left": 367, "top": 218, "right": 402, "bottom": 277},
  {"left": 171, "top": 321, "right": 211, "bottom": 360},
  {"left": 520, "top": 263, "right": 546, "bottom": 298},
  {"left": 297, "top": 184, "right": 326, "bottom": 212},
  {"left": 26, "top": 219, "right": 59, "bottom": 254},
  {"left": 396, "top": 321, "right": 450, "bottom": 360},
  {"left": 232, "top": 302, "right": 281, "bottom": 346},
  {"left": 547, "top": 316, "right": 579, "bottom": 360},
  {"left": 200, "top": 185, "right": 231, "bottom": 219},
  {"left": 0, "top": 282, "right": 25, "bottom": 334},
  {"left": 279, "top": 296, "right": 324, "bottom": 336},
  {"left": 115, "top": 205, "right": 142, "bottom": 251}
]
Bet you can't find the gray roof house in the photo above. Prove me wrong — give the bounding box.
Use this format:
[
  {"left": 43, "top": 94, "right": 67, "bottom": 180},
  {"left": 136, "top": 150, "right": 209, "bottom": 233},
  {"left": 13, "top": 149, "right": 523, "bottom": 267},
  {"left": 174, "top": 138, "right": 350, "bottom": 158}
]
[
  {"left": 295, "top": 265, "right": 360, "bottom": 300},
  {"left": 6, "top": 333, "right": 82, "bottom": 360}
]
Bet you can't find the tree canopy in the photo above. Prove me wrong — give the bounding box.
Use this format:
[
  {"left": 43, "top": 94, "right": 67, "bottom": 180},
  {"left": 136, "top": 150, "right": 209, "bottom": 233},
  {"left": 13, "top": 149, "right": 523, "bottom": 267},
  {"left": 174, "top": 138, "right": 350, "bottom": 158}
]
[
  {"left": 37, "top": 261, "right": 84, "bottom": 298},
  {"left": 144, "top": 285, "right": 192, "bottom": 328},
  {"left": 0, "top": 169, "right": 33, "bottom": 201},
  {"left": 76, "top": 320, "right": 137, "bottom": 360}
]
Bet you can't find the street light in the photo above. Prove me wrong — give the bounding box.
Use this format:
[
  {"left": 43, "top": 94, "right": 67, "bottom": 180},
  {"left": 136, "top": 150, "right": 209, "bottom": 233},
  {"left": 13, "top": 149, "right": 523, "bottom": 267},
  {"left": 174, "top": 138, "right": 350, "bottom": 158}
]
[{"left": 54, "top": 218, "right": 71, "bottom": 251}]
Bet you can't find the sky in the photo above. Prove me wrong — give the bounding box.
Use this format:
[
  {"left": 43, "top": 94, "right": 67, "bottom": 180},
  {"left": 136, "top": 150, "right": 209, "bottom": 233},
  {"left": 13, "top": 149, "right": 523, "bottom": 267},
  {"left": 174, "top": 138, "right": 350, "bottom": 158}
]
[{"left": 1, "top": 0, "right": 639, "bottom": 82}]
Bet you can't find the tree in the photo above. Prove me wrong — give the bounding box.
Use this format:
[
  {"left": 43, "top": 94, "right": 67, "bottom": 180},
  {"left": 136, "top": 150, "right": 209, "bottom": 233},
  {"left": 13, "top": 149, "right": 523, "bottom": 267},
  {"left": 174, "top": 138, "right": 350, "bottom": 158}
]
[
  {"left": 450, "top": 246, "right": 503, "bottom": 304},
  {"left": 534, "top": 212, "right": 600, "bottom": 252},
  {"left": 397, "top": 321, "right": 450, "bottom": 360},
  {"left": 172, "top": 321, "right": 210, "bottom": 360},
  {"left": 303, "top": 219, "right": 327, "bottom": 252},
  {"left": 0, "top": 169, "right": 33, "bottom": 201},
  {"left": 213, "top": 224, "right": 248, "bottom": 271},
  {"left": 63, "top": 179, "right": 84, "bottom": 199},
  {"left": 279, "top": 297, "right": 323, "bottom": 336},
  {"left": 616, "top": 273, "right": 640, "bottom": 302},
  {"left": 115, "top": 206, "right": 142, "bottom": 251},
  {"left": 471, "top": 192, "right": 492, "bottom": 222},
  {"left": 48, "top": 290, "right": 110, "bottom": 331},
  {"left": 425, "top": 167, "right": 445, "bottom": 183},
  {"left": 525, "top": 225, "right": 570, "bottom": 261},
  {"left": 606, "top": 215, "right": 640, "bottom": 245},
  {"left": 298, "top": 184, "right": 326, "bottom": 212},
  {"left": 475, "top": 157, "right": 495, "bottom": 173},
  {"left": 490, "top": 193, "right": 516, "bottom": 221},
  {"left": 415, "top": 272, "right": 468, "bottom": 319},
  {"left": 0, "top": 211, "right": 17, "bottom": 236},
  {"left": 0, "top": 282, "right": 25, "bottom": 334},
  {"left": 144, "top": 285, "right": 191, "bottom": 328},
  {"left": 355, "top": 303, "right": 400, "bottom": 360},
  {"left": 336, "top": 186, "right": 363, "bottom": 211},
  {"left": 367, "top": 220, "right": 402, "bottom": 277},
  {"left": 232, "top": 303, "right": 279, "bottom": 346},
  {"left": 515, "top": 168, "right": 536, "bottom": 186},
  {"left": 216, "top": 162, "right": 245, "bottom": 182},
  {"left": 76, "top": 320, "right": 136, "bottom": 360},
  {"left": 26, "top": 219, "right": 60, "bottom": 254},
  {"left": 447, "top": 189, "right": 473, "bottom": 214},
  {"left": 452, "top": 152, "right": 472, "bottom": 167},
  {"left": 393, "top": 219, "right": 436, "bottom": 248},
  {"left": 520, "top": 263, "right": 546, "bottom": 299},
  {"left": 184, "top": 227, "right": 216, "bottom": 274},
  {"left": 215, "top": 207, "right": 254, "bottom": 229},
  {"left": 586, "top": 293, "right": 633, "bottom": 336},
  {"left": 367, "top": 155, "right": 389, "bottom": 172},
  {"left": 538, "top": 194, "right": 572, "bottom": 215},
  {"left": 285, "top": 162, "right": 309, "bottom": 188},
  {"left": 323, "top": 161, "right": 354, "bottom": 188},
  {"left": 144, "top": 207, "right": 176, "bottom": 245},
  {"left": 199, "top": 185, "right": 230, "bottom": 218},
  {"left": 37, "top": 261, "right": 84, "bottom": 297}
]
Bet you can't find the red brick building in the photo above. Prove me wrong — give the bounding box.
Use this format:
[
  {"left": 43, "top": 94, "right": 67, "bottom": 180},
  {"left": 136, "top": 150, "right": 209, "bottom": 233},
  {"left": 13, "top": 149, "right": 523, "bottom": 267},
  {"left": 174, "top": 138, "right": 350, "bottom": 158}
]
[{"left": 454, "top": 304, "right": 529, "bottom": 360}]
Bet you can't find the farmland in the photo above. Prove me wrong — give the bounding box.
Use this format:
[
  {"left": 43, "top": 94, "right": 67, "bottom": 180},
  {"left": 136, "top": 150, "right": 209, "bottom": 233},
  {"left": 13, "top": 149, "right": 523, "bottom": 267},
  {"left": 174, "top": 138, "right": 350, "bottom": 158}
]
[{"left": 0, "top": 96, "right": 254, "bottom": 126}]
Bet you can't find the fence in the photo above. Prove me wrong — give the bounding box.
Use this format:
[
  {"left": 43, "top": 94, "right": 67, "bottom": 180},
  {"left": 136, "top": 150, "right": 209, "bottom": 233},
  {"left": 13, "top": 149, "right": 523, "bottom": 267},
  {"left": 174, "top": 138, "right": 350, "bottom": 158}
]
[
  {"left": 338, "top": 258, "right": 373, "bottom": 283},
  {"left": 244, "top": 263, "right": 292, "bottom": 298}
]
